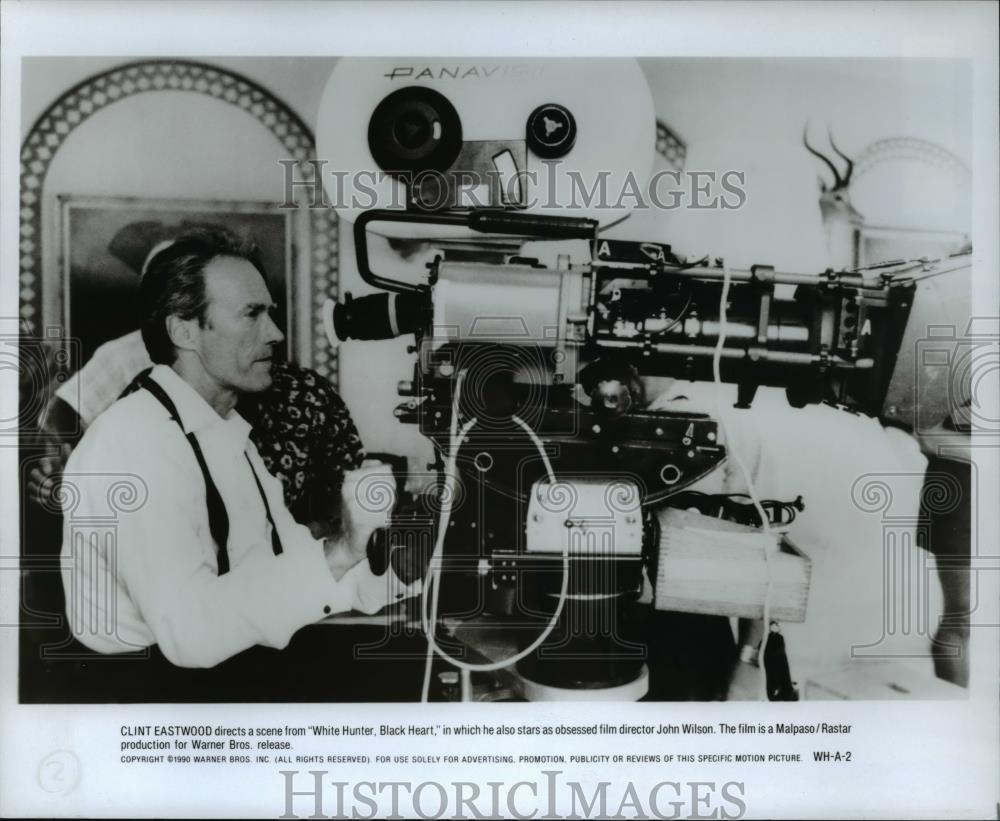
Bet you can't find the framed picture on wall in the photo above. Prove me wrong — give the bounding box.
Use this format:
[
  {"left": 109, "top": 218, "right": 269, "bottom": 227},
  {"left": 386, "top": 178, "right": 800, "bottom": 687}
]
[{"left": 58, "top": 195, "right": 304, "bottom": 364}]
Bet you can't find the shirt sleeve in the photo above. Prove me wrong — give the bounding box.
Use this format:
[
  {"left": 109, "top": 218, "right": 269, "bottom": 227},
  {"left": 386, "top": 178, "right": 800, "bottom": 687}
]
[
  {"left": 65, "top": 419, "right": 413, "bottom": 669},
  {"left": 250, "top": 445, "right": 419, "bottom": 619},
  {"left": 56, "top": 335, "right": 151, "bottom": 427}
]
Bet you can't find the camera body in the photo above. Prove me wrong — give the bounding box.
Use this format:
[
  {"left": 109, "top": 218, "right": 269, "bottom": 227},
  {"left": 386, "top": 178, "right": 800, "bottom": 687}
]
[
  {"left": 317, "top": 58, "right": 962, "bottom": 699},
  {"left": 338, "top": 207, "right": 925, "bottom": 698}
]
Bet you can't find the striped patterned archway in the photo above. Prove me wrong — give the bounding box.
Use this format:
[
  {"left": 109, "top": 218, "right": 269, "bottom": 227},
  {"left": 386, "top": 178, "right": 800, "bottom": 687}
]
[{"left": 19, "top": 59, "right": 340, "bottom": 384}]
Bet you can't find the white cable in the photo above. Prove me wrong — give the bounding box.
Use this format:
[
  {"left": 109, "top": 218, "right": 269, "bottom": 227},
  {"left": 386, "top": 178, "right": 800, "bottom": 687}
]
[
  {"left": 421, "top": 414, "right": 567, "bottom": 674},
  {"left": 420, "top": 369, "right": 474, "bottom": 701},
  {"left": 421, "top": 368, "right": 468, "bottom": 638},
  {"left": 419, "top": 376, "right": 570, "bottom": 701},
  {"left": 420, "top": 414, "right": 477, "bottom": 641},
  {"left": 710, "top": 264, "right": 775, "bottom": 700},
  {"left": 511, "top": 415, "right": 558, "bottom": 482}
]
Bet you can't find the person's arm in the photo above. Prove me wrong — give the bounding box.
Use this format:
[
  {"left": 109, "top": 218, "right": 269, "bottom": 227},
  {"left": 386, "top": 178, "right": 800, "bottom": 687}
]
[
  {"left": 263, "top": 453, "right": 417, "bottom": 616},
  {"left": 39, "top": 393, "right": 84, "bottom": 441},
  {"left": 736, "top": 618, "right": 765, "bottom": 659},
  {"left": 52, "top": 337, "right": 142, "bottom": 429},
  {"left": 727, "top": 618, "right": 765, "bottom": 700},
  {"left": 33, "top": 336, "right": 152, "bottom": 507},
  {"left": 68, "top": 427, "right": 409, "bottom": 668}
]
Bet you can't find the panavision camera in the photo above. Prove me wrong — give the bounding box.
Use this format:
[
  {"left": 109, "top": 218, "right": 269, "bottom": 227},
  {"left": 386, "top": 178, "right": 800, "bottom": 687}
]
[{"left": 316, "top": 58, "right": 970, "bottom": 701}]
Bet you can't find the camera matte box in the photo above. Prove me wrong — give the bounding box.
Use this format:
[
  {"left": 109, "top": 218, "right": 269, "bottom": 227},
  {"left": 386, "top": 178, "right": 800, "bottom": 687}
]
[{"left": 653, "top": 507, "right": 811, "bottom": 622}]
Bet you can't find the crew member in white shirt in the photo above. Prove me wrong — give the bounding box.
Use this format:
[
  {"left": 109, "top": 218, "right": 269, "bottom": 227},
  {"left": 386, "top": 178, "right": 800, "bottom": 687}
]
[{"left": 60, "top": 228, "right": 417, "bottom": 669}]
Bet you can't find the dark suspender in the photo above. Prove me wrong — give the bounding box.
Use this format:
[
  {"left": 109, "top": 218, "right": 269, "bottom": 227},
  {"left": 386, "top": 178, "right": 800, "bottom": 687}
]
[
  {"left": 244, "top": 453, "right": 283, "bottom": 557},
  {"left": 139, "top": 374, "right": 283, "bottom": 576}
]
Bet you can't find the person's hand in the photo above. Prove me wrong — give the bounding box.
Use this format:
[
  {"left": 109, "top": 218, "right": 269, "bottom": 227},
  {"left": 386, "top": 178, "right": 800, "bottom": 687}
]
[
  {"left": 322, "top": 535, "right": 355, "bottom": 581},
  {"left": 340, "top": 460, "right": 397, "bottom": 561},
  {"left": 305, "top": 519, "right": 335, "bottom": 540},
  {"left": 322, "top": 462, "right": 397, "bottom": 582},
  {"left": 913, "top": 418, "right": 971, "bottom": 461},
  {"left": 27, "top": 443, "right": 72, "bottom": 509},
  {"left": 726, "top": 658, "right": 764, "bottom": 701},
  {"left": 365, "top": 526, "right": 432, "bottom": 585},
  {"left": 727, "top": 622, "right": 766, "bottom": 701}
]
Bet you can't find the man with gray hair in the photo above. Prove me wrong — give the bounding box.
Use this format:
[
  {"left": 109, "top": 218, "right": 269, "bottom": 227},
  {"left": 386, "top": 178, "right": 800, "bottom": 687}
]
[{"left": 60, "top": 227, "right": 417, "bottom": 678}]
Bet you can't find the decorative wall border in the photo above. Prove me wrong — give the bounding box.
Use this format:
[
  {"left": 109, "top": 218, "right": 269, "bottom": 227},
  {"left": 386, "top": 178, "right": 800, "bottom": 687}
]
[
  {"left": 19, "top": 59, "right": 339, "bottom": 385},
  {"left": 655, "top": 119, "right": 687, "bottom": 171},
  {"left": 854, "top": 137, "right": 972, "bottom": 185}
]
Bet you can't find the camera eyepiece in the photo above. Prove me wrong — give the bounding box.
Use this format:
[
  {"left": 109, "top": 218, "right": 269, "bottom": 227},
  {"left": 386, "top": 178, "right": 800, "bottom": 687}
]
[{"left": 333, "top": 291, "right": 431, "bottom": 341}]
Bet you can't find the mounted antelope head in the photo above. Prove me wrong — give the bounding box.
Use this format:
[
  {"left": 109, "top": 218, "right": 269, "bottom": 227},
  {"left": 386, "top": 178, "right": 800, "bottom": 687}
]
[{"left": 803, "top": 126, "right": 863, "bottom": 270}]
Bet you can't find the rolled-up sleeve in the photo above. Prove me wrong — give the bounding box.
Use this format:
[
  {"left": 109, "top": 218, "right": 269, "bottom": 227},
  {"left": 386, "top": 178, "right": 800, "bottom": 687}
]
[{"left": 256, "top": 448, "right": 420, "bottom": 618}]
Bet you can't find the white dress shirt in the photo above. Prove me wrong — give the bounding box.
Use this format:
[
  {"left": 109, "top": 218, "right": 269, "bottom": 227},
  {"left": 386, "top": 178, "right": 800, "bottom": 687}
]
[
  {"left": 648, "top": 381, "right": 941, "bottom": 680},
  {"left": 60, "top": 364, "right": 411, "bottom": 668}
]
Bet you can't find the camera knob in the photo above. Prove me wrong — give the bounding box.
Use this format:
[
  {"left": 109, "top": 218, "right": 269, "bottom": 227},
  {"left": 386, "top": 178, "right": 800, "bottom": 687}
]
[
  {"left": 526, "top": 103, "right": 577, "bottom": 159},
  {"left": 368, "top": 86, "right": 463, "bottom": 174}
]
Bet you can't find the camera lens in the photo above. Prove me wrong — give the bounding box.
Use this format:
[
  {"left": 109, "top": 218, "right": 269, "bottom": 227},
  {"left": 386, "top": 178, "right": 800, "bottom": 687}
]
[{"left": 368, "top": 86, "right": 463, "bottom": 174}]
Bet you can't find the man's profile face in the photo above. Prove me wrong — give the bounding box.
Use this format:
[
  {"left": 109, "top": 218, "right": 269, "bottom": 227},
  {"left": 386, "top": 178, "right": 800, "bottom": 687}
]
[{"left": 194, "top": 255, "right": 284, "bottom": 395}]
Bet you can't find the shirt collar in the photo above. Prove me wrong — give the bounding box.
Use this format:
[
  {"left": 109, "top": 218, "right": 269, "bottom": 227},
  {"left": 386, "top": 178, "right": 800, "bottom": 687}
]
[{"left": 148, "top": 364, "right": 251, "bottom": 441}]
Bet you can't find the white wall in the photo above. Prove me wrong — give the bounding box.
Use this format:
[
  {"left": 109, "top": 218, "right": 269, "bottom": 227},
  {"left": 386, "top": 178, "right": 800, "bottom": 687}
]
[{"left": 637, "top": 58, "right": 972, "bottom": 268}]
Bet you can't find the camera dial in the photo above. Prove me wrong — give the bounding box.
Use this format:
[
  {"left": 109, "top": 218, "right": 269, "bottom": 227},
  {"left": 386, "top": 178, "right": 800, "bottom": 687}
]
[
  {"left": 368, "top": 86, "right": 463, "bottom": 174},
  {"left": 526, "top": 103, "right": 577, "bottom": 159}
]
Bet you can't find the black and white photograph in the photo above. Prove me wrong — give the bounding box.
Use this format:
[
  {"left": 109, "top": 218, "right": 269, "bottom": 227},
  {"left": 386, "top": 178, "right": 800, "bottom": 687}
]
[{"left": 1, "top": 2, "right": 997, "bottom": 819}]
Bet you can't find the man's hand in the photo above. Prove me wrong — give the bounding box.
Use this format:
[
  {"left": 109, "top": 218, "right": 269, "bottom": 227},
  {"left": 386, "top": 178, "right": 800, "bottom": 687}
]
[
  {"left": 340, "top": 461, "right": 396, "bottom": 560},
  {"left": 27, "top": 443, "right": 72, "bottom": 509},
  {"left": 322, "top": 535, "right": 358, "bottom": 582},
  {"left": 727, "top": 619, "right": 766, "bottom": 700},
  {"left": 365, "top": 526, "right": 433, "bottom": 585},
  {"left": 323, "top": 461, "right": 398, "bottom": 582},
  {"left": 726, "top": 658, "right": 764, "bottom": 701}
]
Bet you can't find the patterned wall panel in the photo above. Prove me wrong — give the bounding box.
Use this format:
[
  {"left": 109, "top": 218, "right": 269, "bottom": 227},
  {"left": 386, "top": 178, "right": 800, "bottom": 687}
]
[
  {"left": 19, "top": 59, "right": 340, "bottom": 385},
  {"left": 655, "top": 119, "right": 687, "bottom": 171},
  {"left": 854, "top": 137, "right": 971, "bottom": 183}
]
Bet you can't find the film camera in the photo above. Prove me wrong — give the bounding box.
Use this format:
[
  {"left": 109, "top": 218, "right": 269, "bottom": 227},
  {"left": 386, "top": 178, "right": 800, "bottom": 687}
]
[{"left": 317, "top": 58, "right": 968, "bottom": 701}]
